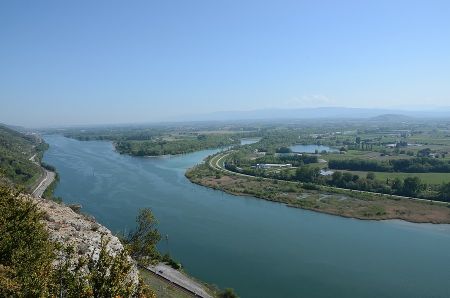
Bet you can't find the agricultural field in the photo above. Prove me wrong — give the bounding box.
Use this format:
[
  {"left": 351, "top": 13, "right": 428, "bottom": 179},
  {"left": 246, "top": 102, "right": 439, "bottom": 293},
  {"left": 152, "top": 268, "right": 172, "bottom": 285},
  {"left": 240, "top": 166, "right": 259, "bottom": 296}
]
[
  {"left": 186, "top": 161, "right": 450, "bottom": 223},
  {"left": 206, "top": 119, "right": 450, "bottom": 203}
]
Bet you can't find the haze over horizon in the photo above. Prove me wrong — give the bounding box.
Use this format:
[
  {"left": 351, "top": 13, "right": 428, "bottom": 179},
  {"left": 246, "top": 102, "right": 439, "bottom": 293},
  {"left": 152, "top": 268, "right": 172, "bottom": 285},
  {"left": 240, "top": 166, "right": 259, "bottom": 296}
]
[{"left": 1, "top": 0, "right": 450, "bottom": 127}]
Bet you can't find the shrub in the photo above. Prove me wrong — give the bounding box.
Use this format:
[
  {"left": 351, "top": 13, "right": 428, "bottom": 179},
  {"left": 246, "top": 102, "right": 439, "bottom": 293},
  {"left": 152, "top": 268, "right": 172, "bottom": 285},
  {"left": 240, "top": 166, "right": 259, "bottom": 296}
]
[
  {"left": 219, "top": 288, "right": 239, "bottom": 298},
  {"left": 0, "top": 186, "right": 156, "bottom": 297},
  {"left": 302, "top": 183, "right": 320, "bottom": 190},
  {"left": 0, "top": 186, "right": 55, "bottom": 297}
]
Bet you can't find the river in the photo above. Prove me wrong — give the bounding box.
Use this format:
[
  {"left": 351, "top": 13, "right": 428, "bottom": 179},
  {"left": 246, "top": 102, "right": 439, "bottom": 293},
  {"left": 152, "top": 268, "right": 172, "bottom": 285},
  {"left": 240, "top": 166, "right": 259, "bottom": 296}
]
[{"left": 43, "top": 135, "right": 450, "bottom": 298}]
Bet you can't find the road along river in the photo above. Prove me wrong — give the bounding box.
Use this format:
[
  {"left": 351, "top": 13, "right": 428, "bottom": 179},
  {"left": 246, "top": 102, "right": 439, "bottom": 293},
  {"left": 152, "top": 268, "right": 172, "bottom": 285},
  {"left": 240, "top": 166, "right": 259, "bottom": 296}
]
[{"left": 43, "top": 135, "right": 450, "bottom": 298}]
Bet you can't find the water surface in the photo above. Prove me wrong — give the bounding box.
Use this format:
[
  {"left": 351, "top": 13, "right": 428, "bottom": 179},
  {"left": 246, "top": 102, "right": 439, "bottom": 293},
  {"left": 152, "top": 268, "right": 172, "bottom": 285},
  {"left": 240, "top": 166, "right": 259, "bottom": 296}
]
[
  {"left": 240, "top": 138, "right": 261, "bottom": 145},
  {"left": 290, "top": 144, "right": 338, "bottom": 153},
  {"left": 44, "top": 135, "right": 450, "bottom": 298}
]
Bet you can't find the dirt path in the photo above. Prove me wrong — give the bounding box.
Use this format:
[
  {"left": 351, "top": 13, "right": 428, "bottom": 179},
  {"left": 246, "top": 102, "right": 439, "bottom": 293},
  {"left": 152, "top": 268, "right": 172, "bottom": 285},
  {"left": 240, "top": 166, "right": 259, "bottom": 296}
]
[{"left": 29, "top": 153, "right": 37, "bottom": 162}]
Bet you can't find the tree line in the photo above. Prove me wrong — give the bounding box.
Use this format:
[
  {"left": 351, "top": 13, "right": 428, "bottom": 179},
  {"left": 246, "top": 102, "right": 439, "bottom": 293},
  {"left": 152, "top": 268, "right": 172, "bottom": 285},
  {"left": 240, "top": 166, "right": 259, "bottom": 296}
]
[
  {"left": 328, "top": 157, "right": 450, "bottom": 173},
  {"left": 116, "top": 134, "right": 240, "bottom": 156},
  {"left": 225, "top": 159, "right": 450, "bottom": 202}
]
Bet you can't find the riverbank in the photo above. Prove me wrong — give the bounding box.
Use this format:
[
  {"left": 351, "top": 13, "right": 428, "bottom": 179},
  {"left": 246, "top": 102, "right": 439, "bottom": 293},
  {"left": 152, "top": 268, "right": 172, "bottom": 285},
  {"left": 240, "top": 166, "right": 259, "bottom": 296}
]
[
  {"left": 34, "top": 186, "right": 216, "bottom": 297},
  {"left": 43, "top": 134, "right": 450, "bottom": 297},
  {"left": 37, "top": 136, "right": 218, "bottom": 297},
  {"left": 186, "top": 160, "right": 450, "bottom": 224},
  {"left": 62, "top": 131, "right": 241, "bottom": 157}
]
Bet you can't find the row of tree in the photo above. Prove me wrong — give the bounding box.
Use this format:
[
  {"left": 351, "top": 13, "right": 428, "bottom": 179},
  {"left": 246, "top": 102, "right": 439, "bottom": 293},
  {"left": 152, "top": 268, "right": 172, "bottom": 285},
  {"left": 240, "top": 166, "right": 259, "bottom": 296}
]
[
  {"left": 224, "top": 159, "right": 450, "bottom": 201},
  {"left": 295, "top": 168, "right": 450, "bottom": 200},
  {"left": 116, "top": 134, "right": 240, "bottom": 156},
  {"left": 254, "top": 154, "right": 318, "bottom": 167},
  {"left": 328, "top": 157, "right": 450, "bottom": 173}
]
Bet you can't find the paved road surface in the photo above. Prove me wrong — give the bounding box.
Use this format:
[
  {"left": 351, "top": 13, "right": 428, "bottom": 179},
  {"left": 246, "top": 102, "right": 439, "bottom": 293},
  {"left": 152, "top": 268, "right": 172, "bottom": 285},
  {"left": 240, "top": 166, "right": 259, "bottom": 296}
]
[
  {"left": 32, "top": 169, "right": 55, "bottom": 198},
  {"left": 144, "top": 263, "right": 213, "bottom": 298}
]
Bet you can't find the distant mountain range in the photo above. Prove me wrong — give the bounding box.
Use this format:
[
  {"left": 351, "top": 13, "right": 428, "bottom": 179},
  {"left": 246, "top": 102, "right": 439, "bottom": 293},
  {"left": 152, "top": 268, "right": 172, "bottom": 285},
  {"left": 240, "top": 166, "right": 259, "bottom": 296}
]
[
  {"left": 180, "top": 107, "right": 450, "bottom": 122},
  {"left": 368, "top": 114, "right": 415, "bottom": 122},
  {"left": 9, "top": 106, "right": 450, "bottom": 129}
]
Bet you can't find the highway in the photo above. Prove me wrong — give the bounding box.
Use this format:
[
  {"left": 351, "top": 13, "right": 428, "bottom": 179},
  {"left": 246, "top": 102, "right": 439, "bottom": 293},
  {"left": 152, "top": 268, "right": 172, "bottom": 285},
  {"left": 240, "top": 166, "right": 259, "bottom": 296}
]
[
  {"left": 142, "top": 263, "right": 213, "bottom": 298},
  {"left": 32, "top": 168, "right": 55, "bottom": 198}
]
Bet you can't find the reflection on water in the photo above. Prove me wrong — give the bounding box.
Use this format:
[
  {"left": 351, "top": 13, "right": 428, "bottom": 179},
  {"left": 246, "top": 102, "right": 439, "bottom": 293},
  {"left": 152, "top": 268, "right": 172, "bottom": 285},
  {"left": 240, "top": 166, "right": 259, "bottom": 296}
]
[
  {"left": 44, "top": 135, "right": 450, "bottom": 298},
  {"left": 290, "top": 144, "right": 338, "bottom": 153}
]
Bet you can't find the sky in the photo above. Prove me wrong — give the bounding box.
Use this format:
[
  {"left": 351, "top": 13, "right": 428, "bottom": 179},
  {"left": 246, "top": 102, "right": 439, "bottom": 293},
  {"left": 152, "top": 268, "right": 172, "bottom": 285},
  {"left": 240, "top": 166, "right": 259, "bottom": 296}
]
[{"left": 1, "top": 0, "right": 450, "bottom": 127}]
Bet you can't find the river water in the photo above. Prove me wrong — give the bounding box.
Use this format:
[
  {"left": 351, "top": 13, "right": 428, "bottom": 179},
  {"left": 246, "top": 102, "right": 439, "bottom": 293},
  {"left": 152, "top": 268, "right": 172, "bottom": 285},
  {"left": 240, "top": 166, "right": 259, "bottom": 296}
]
[{"left": 43, "top": 135, "right": 450, "bottom": 298}]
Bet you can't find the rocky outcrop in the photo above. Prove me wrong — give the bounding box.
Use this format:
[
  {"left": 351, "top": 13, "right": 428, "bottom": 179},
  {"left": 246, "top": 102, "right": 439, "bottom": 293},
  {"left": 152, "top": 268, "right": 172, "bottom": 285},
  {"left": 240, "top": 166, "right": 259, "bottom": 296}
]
[{"left": 30, "top": 195, "right": 139, "bottom": 285}]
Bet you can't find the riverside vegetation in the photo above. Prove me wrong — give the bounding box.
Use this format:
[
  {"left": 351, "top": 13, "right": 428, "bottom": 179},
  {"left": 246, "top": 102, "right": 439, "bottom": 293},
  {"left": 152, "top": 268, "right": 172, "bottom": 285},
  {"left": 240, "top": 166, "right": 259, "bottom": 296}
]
[
  {"left": 0, "top": 185, "right": 157, "bottom": 297},
  {"left": 45, "top": 118, "right": 450, "bottom": 222},
  {"left": 0, "top": 125, "right": 162, "bottom": 297},
  {"left": 0, "top": 125, "right": 46, "bottom": 190},
  {"left": 60, "top": 123, "right": 258, "bottom": 156},
  {"left": 40, "top": 121, "right": 450, "bottom": 297},
  {"left": 185, "top": 117, "right": 450, "bottom": 223},
  {"left": 1, "top": 123, "right": 237, "bottom": 297},
  {"left": 186, "top": 158, "right": 450, "bottom": 223},
  {"left": 217, "top": 120, "right": 450, "bottom": 203},
  {"left": 0, "top": 124, "right": 158, "bottom": 296}
]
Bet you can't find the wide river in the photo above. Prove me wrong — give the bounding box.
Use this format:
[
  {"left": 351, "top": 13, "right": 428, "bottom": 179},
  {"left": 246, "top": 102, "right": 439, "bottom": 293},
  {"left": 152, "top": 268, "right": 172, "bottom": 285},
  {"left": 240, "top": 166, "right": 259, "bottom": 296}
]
[{"left": 44, "top": 135, "right": 450, "bottom": 298}]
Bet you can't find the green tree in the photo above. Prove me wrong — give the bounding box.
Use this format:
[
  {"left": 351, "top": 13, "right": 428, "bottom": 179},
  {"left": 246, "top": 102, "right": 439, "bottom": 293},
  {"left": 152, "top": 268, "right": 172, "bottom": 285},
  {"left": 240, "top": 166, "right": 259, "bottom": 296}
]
[
  {"left": 391, "top": 178, "right": 403, "bottom": 194},
  {"left": 0, "top": 186, "right": 156, "bottom": 298},
  {"left": 439, "top": 182, "right": 450, "bottom": 202},
  {"left": 88, "top": 238, "right": 135, "bottom": 297},
  {"left": 276, "top": 147, "right": 292, "bottom": 153},
  {"left": 402, "top": 177, "right": 423, "bottom": 197},
  {"left": 219, "top": 288, "right": 239, "bottom": 298},
  {"left": 366, "top": 172, "right": 376, "bottom": 180},
  {"left": 417, "top": 148, "right": 431, "bottom": 157},
  {"left": 50, "top": 238, "right": 154, "bottom": 298},
  {"left": 295, "top": 167, "right": 320, "bottom": 183},
  {"left": 127, "top": 208, "right": 161, "bottom": 264},
  {"left": 331, "top": 171, "right": 342, "bottom": 181},
  {"left": 0, "top": 186, "right": 55, "bottom": 297},
  {"left": 51, "top": 246, "right": 91, "bottom": 297}
]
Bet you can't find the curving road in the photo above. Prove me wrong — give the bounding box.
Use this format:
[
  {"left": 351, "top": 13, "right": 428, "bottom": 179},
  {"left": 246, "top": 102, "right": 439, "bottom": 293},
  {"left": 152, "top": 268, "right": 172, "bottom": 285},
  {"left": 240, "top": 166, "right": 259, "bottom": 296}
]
[
  {"left": 32, "top": 169, "right": 55, "bottom": 198},
  {"left": 208, "top": 150, "right": 450, "bottom": 206},
  {"left": 29, "top": 153, "right": 56, "bottom": 198}
]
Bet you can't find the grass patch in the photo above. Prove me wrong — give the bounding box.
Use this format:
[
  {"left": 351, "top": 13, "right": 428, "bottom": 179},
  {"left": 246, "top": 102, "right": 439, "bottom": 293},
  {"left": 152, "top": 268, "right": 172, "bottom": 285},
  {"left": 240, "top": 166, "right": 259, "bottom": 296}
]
[
  {"left": 187, "top": 155, "right": 450, "bottom": 224},
  {"left": 139, "top": 269, "right": 195, "bottom": 298}
]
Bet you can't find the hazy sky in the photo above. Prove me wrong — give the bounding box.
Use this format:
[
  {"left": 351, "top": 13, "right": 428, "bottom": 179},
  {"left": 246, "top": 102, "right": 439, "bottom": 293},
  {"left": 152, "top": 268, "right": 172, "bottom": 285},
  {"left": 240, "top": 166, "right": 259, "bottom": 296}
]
[{"left": 1, "top": 0, "right": 450, "bottom": 127}]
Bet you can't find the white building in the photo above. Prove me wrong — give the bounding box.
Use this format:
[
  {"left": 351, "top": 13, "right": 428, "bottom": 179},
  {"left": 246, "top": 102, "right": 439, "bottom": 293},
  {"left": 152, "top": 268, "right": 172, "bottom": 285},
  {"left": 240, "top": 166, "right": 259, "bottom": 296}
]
[
  {"left": 320, "top": 169, "right": 334, "bottom": 176},
  {"left": 255, "top": 163, "right": 292, "bottom": 169}
]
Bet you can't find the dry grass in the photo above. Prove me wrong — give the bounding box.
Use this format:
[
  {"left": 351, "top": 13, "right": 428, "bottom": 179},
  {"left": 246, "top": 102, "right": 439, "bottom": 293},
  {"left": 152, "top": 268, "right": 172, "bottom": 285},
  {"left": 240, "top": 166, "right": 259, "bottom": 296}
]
[{"left": 187, "top": 164, "right": 450, "bottom": 224}]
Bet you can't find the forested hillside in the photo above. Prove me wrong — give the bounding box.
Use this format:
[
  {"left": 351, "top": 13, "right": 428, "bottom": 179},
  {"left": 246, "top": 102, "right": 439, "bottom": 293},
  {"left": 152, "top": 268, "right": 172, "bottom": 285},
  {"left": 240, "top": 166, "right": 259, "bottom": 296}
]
[
  {"left": 0, "top": 125, "right": 46, "bottom": 190},
  {"left": 0, "top": 126, "right": 157, "bottom": 297}
]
